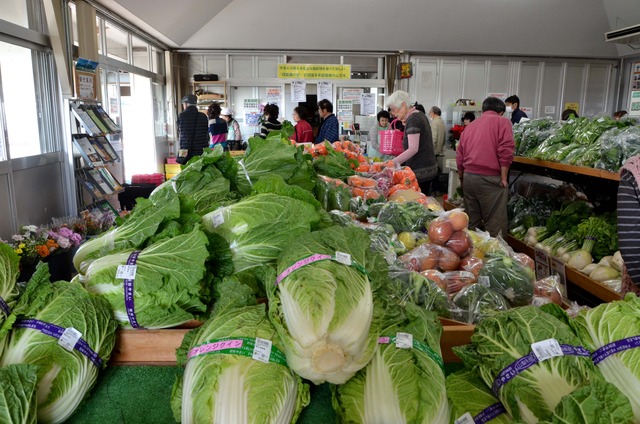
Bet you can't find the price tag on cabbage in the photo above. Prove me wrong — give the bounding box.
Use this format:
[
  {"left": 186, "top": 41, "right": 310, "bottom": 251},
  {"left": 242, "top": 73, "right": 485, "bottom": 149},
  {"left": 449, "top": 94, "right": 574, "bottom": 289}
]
[
  {"left": 395, "top": 332, "right": 413, "bottom": 349},
  {"left": 478, "top": 276, "right": 490, "bottom": 287},
  {"left": 116, "top": 265, "right": 137, "bottom": 280},
  {"left": 59, "top": 327, "right": 82, "bottom": 351},
  {"left": 211, "top": 211, "right": 225, "bottom": 228},
  {"left": 252, "top": 338, "right": 272, "bottom": 363},
  {"left": 531, "top": 338, "right": 563, "bottom": 362},
  {"left": 335, "top": 251, "right": 351, "bottom": 266},
  {"left": 454, "top": 412, "right": 475, "bottom": 424}
]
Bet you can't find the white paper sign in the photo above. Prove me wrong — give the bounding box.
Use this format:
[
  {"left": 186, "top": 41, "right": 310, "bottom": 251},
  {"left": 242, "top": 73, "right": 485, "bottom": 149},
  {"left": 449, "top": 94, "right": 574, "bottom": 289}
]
[
  {"left": 318, "top": 81, "right": 332, "bottom": 102},
  {"left": 116, "top": 265, "right": 137, "bottom": 280},
  {"left": 521, "top": 107, "right": 533, "bottom": 118},
  {"left": 535, "top": 248, "right": 551, "bottom": 280},
  {"left": 291, "top": 81, "right": 306, "bottom": 102},
  {"left": 244, "top": 98, "right": 259, "bottom": 110},
  {"left": 335, "top": 251, "right": 352, "bottom": 265},
  {"left": 531, "top": 338, "right": 564, "bottom": 362},
  {"left": 59, "top": 327, "right": 82, "bottom": 351},
  {"left": 266, "top": 87, "right": 281, "bottom": 100},
  {"left": 544, "top": 106, "right": 556, "bottom": 114},
  {"left": 454, "top": 412, "right": 475, "bottom": 424},
  {"left": 252, "top": 338, "right": 273, "bottom": 363},
  {"left": 395, "top": 332, "right": 413, "bottom": 349},
  {"left": 361, "top": 93, "right": 376, "bottom": 116},
  {"left": 342, "top": 88, "right": 364, "bottom": 103}
]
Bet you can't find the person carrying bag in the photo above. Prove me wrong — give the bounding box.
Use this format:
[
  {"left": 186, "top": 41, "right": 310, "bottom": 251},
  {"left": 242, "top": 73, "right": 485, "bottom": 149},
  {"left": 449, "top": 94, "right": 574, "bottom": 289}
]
[{"left": 176, "top": 94, "right": 209, "bottom": 164}]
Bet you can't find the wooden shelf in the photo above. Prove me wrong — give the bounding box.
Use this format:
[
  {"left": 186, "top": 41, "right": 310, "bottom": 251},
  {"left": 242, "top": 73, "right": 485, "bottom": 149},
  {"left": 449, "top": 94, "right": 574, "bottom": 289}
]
[
  {"left": 109, "top": 320, "right": 474, "bottom": 365},
  {"left": 505, "top": 235, "right": 621, "bottom": 303},
  {"left": 512, "top": 156, "right": 620, "bottom": 182}
]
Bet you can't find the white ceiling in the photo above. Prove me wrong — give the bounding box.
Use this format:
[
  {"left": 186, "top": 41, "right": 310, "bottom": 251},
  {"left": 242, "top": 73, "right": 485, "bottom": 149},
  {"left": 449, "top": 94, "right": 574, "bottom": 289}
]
[{"left": 94, "top": 0, "right": 640, "bottom": 58}]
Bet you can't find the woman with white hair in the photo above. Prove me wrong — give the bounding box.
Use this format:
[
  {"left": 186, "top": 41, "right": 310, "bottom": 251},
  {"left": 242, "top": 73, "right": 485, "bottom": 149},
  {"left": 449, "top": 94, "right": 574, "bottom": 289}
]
[{"left": 386, "top": 90, "right": 438, "bottom": 195}]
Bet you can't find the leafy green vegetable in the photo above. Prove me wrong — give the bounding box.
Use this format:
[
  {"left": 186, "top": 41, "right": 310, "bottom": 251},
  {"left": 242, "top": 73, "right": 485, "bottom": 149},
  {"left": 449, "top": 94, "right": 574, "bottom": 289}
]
[
  {"left": 312, "top": 141, "right": 356, "bottom": 179},
  {"left": 235, "top": 136, "right": 316, "bottom": 196},
  {"left": 202, "top": 193, "right": 322, "bottom": 272},
  {"left": 332, "top": 303, "right": 449, "bottom": 423},
  {"left": 452, "top": 283, "right": 509, "bottom": 324},
  {"left": 544, "top": 200, "right": 593, "bottom": 237},
  {"left": 0, "top": 364, "right": 39, "bottom": 424},
  {"left": 574, "top": 215, "right": 618, "bottom": 262},
  {"left": 377, "top": 201, "right": 434, "bottom": 233},
  {"left": 1, "top": 263, "right": 117, "bottom": 424},
  {"left": 453, "top": 305, "right": 599, "bottom": 423},
  {"left": 477, "top": 255, "right": 535, "bottom": 306},
  {"left": 571, "top": 293, "right": 640, "bottom": 422},
  {"left": 315, "top": 176, "right": 352, "bottom": 212},
  {"left": 268, "top": 226, "right": 388, "bottom": 384},
  {"left": 0, "top": 242, "right": 20, "bottom": 350},
  {"left": 73, "top": 186, "right": 181, "bottom": 275},
  {"left": 539, "top": 380, "right": 634, "bottom": 424},
  {"left": 172, "top": 278, "right": 309, "bottom": 424},
  {"left": 388, "top": 270, "right": 453, "bottom": 318},
  {"left": 82, "top": 225, "right": 210, "bottom": 329},
  {"left": 446, "top": 369, "right": 512, "bottom": 424}
]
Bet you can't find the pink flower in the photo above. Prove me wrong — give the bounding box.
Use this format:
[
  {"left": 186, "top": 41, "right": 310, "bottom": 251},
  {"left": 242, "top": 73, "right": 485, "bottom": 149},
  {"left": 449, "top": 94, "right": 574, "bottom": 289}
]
[{"left": 57, "top": 237, "right": 72, "bottom": 249}]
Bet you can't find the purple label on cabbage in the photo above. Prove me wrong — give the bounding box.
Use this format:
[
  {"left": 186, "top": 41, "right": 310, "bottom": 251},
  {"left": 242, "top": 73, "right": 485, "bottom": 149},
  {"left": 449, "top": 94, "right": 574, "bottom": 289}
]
[
  {"left": 474, "top": 402, "right": 507, "bottom": 424},
  {"left": 0, "top": 295, "right": 10, "bottom": 316},
  {"left": 592, "top": 336, "right": 640, "bottom": 365},
  {"left": 492, "top": 344, "right": 590, "bottom": 395},
  {"left": 124, "top": 251, "right": 142, "bottom": 329},
  {"left": 14, "top": 318, "right": 103, "bottom": 367}
]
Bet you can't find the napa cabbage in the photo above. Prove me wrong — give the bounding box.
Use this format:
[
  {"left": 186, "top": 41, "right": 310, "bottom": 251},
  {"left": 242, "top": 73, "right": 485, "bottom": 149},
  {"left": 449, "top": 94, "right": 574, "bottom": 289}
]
[
  {"left": 202, "top": 193, "right": 322, "bottom": 272},
  {"left": 82, "top": 225, "right": 209, "bottom": 329},
  {"left": 172, "top": 276, "right": 309, "bottom": 424},
  {"left": 453, "top": 305, "right": 599, "bottom": 423},
  {"left": 0, "top": 263, "right": 117, "bottom": 424},
  {"left": 267, "top": 226, "right": 388, "bottom": 384},
  {"left": 0, "top": 242, "right": 20, "bottom": 355},
  {"left": 446, "top": 369, "right": 512, "bottom": 424},
  {"left": 332, "top": 303, "right": 449, "bottom": 424},
  {"left": 571, "top": 293, "right": 640, "bottom": 422},
  {"left": 0, "top": 364, "right": 39, "bottom": 424}
]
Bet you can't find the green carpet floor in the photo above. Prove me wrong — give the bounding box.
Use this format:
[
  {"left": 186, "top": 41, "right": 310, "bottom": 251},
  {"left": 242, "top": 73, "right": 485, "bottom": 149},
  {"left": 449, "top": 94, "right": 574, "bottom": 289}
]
[{"left": 67, "top": 363, "right": 465, "bottom": 423}]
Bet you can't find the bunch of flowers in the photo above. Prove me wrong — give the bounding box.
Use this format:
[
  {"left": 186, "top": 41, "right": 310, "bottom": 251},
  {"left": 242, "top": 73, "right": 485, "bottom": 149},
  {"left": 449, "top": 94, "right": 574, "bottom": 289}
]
[
  {"left": 448, "top": 124, "right": 465, "bottom": 149},
  {"left": 9, "top": 222, "right": 84, "bottom": 269},
  {"left": 80, "top": 208, "right": 117, "bottom": 236}
]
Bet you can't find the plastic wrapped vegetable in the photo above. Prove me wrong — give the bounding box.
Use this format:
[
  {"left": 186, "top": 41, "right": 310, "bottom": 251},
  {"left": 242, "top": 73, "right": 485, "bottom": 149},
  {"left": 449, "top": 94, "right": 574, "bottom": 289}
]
[
  {"left": 532, "top": 275, "right": 563, "bottom": 306},
  {"left": 315, "top": 175, "right": 352, "bottom": 211},
  {"left": 451, "top": 283, "right": 509, "bottom": 324},
  {"left": 397, "top": 244, "right": 461, "bottom": 273},
  {"left": 376, "top": 201, "right": 434, "bottom": 233},
  {"left": 441, "top": 271, "right": 476, "bottom": 297},
  {"left": 388, "top": 269, "right": 454, "bottom": 319},
  {"left": 478, "top": 255, "right": 535, "bottom": 306}
]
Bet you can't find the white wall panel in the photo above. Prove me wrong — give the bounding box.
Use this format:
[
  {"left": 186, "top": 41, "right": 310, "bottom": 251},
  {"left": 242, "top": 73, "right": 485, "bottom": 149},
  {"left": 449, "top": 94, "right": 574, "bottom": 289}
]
[
  {"left": 257, "top": 56, "right": 280, "bottom": 78},
  {"left": 463, "top": 61, "right": 486, "bottom": 104},
  {"left": 563, "top": 64, "right": 585, "bottom": 112},
  {"left": 488, "top": 61, "right": 510, "bottom": 95},
  {"left": 205, "top": 56, "right": 227, "bottom": 78},
  {"left": 540, "top": 63, "right": 563, "bottom": 118},
  {"left": 519, "top": 63, "right": 540, "bottom": 116},
  {"left": 230, "top": 56, "right": 252, "bottom": 78},
  {"left": 440, "top": 61, "right": 463, "bottom": 108},
  {"left": 413, "top": 59, "right": 438, "bottom": 111},
  {"left": 584, "top": 64, "right": 611, "bottom": 117}
]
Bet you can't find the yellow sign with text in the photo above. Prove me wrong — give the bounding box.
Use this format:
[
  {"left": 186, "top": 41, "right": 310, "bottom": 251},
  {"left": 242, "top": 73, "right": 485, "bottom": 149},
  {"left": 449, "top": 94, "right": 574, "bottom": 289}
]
[
  {"left": 278, "top": 64, "right": 351, "bottom": 80},
  {"left": 563, "top": 102, "right": 580, "bottom": 114}
]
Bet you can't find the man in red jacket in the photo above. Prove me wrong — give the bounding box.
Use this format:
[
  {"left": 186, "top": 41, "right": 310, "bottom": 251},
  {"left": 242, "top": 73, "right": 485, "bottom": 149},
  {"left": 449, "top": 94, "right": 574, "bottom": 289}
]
[{"left": 456, "top": 97, "right": 515, "bottom": 237}]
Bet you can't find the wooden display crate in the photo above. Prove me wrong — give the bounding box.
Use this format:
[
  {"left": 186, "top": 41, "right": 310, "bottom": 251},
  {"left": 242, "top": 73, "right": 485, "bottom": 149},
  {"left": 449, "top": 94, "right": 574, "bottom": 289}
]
[{"left": 110, "top": 319, "right": 474, "bottom": 365}]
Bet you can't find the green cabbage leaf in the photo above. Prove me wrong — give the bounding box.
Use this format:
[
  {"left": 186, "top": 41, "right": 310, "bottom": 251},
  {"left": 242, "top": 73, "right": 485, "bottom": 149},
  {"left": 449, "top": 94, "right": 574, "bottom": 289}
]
[
  {"left": 571, "top": 293, "right": 640, "bottom": 422},
  {"left": 333, "top": 303, "right": 449, "bottom": 423},
  {"left": 172, "top": 276, "right": 309, "bottom": 424},
  {"left": 453, "top": 305, "right": 598, "bottom": 423},
  {"left": 82, "top": 225, "right": 209, "bottom": 329},
  {"left": 0, "top": 242, "right": 20, "bottom": 354},
  {"left": 268, "top": 226, "right": 388, "bottom": 384},
  {"left": 446, "top": 369, "right": 512, "bottom": 424},
  {"left": 1, "top": 263, "right": 117, "bottom": 424},
  {"left": 0, "top": 364, "right": 39, "bottom": 424}
]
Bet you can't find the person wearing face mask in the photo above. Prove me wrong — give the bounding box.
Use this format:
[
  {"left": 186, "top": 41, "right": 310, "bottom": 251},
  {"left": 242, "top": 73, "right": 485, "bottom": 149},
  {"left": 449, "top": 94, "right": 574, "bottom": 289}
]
[{"left": 505, "top": 95, "right": 527, "bottom": 125}]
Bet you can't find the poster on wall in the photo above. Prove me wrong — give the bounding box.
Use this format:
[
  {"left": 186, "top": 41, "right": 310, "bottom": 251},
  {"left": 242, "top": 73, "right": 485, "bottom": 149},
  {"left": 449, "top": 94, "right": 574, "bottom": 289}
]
[
  {"left": 245, "top": 112, "right": 261, "bottom": 126},
  {"left": 266, "top": 87, "right": 282, "bottom": 101},
  {"left": 630, "top": 91, "right": 640, "bottom": 117},
  {"left": 487, "top": 93, "right": 508, "bottom": 101},
  {"left": 632, "top": 62, "right": 640, "bottom": 91},
  {"left": 244, "top": 99, "right": 259, "bottom": 110},
  {"left": 337, "top": 99, "right": 353, "bottom": 126},
  {"left": 564, "top": 102, "right": 580, "bottom": 114},
  {"left": 291, "top": 81, "right": 306, "bottom": 102},
  {"left": 360, "top": 93, "right": 376, "bottom": 115},
  {"left": 318, "top": 81, "right": 332, "bottom": 102},
  {"left": 342, "top": 88, "right": 364, "bottom": 103}
]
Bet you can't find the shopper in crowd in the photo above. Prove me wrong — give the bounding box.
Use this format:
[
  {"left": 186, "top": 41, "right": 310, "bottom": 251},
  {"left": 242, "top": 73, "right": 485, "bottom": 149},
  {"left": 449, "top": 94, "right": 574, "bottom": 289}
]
[
  {"left": 617, "top": 155, "right": 640, "bottom": 295},
  {"left": 505, "top": 95, "right": 528, "bottom": 124},
  {"left": 291, "top": 106, "right": 314, "bottom": 143},
  {"left": 614, "top": 110, "right": 628, "bottom": 120},
  {"left": 386, "top": 90, "right": 438, "bottom": 195},
  {"left": 414, "top": 102, "right": 426, "bottom": 114},
  {"left": 462, "top": 112, "right": 476, "bottom": 126},
  {"left": 456, "top": 96, "right": 515, "bottom": 237},
  {"left": 207, "top": 103, "right": 228, "bottom": 150},
  {"left": 561, "top": 108, "right": 579, "bottom": 121},
  {"left": 368, "top": 110, "right": 390, "bottom": 158},
  {"left": 177, "top": 94, "right": 209, "bottom": 161},
  {"left": 428, "top": 106, "right": 446, "bottom": 155},
  {"left": 315, "top": 99, "right": 340, "bottom": 144},
  {"left": 260, "top": 103, "right": 283, "bottom": 138},
  {"left": 220, "top": 107, "right": 243, "bottom": 150}
]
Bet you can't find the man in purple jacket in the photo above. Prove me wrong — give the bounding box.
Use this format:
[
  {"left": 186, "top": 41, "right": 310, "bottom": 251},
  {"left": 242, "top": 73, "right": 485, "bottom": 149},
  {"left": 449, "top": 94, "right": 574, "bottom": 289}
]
[{"left": 456, "top": 97, "right": 515, "bottom": 237}]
